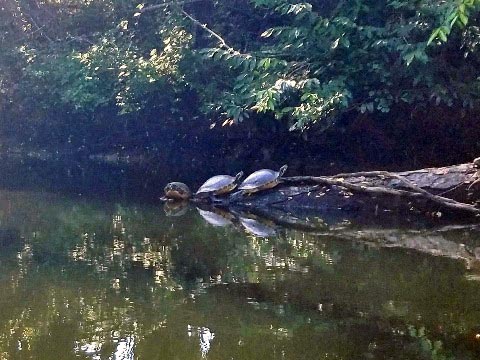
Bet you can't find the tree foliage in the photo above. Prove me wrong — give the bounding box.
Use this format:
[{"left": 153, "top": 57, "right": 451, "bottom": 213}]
[
  {"left": 1, "top": 0, "right": 480, "bottom": 133},
  {"left": 428, "top": 0, "right": 480, "bottom": 44},
  {"left": 194, "top": 0, "right": 480, "bottom": 130}
]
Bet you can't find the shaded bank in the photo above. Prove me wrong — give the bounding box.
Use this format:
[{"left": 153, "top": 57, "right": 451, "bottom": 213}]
[{"left": 3, "top": 105, "right": 480, "bottom": 184}]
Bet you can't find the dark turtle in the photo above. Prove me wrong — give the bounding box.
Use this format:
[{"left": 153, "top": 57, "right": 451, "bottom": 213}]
[
  {"left": 163, "top": 182, "right": 192, "bottom": 201},
  {"left": 238, "top": 165, "right": 288, "bottom": 194},
  {"left": 195, "top": 171, "right": 244, "bottom": 198}
]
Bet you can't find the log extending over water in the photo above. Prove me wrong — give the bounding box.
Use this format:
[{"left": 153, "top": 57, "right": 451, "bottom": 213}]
[{"left": 230, "top": 159, "right": 480, "bottom": 219}]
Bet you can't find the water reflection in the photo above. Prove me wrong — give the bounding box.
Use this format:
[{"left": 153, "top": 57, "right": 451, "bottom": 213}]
[
  {"left": 196, "top": 206, "right": 279, "bottom": 238},
  {"left": 187, "top": 325, "right": 215, "bottom": 358},
  {"left": 196, "top": 207, "right": 234, "bottom": 227},
  {"left": 237, "top": 215, "right": 278, "bottom": 238},
  {"left": 164, "top": 201, "right": 189, "bottom": 217},
  {"left": 0, "top": 188, "right": 479, "bottom": 359}
]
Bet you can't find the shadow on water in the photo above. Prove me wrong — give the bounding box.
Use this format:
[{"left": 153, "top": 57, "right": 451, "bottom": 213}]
[{"left": 0, "top": 160, "right": 480, "bottom": 359}]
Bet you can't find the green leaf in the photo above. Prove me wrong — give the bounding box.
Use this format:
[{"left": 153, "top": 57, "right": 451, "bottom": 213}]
[
  {"left": 427, "top": 29, "right": 440, "bottom": 45},
  {"left": 459, "top": 12, "right": 468, "bottom": 26},
  {"left": 438, "top": 29, "right": 447, "bottom": 42}
]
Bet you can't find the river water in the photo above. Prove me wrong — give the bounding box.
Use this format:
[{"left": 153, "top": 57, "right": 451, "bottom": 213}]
[{"left": 0, "top": 159, "right": 480, "bottom": 359}]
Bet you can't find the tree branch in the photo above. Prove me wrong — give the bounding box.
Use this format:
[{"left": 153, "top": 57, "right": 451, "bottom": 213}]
[
  {"left": 177, "top": 8, "right": 235, "bottom": 52},
  {"left": 26, "top": 14, "right": 53, "bottom": 43},
  {"left": 138, "top": 1, "right": 235, "bottom": 52},
  {"left": 283, "top": 174, "right": 480, "bottom": 215},
  {"left": 139, "top": 0, "right": 206, "bottom": 13}
]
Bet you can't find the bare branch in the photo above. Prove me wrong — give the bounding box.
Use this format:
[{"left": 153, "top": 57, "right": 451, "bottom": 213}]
[
  {"left": 26, "top": 14, "right": 53, "bottom": 43},
  {"left": 137, "top": 1, "right": 235, "bottom": 52},
  {"left": 139, "top": 0, "right": 206, "bottom": 13},
  {"left": 177, "top": 8, "right": 235, "bottom": 51},
  {"left": 283, "top": 174, "right": 480, "bottom": 215}
]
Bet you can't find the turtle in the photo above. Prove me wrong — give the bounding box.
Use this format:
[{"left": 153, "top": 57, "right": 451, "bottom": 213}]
[
  {"left": 195, "top": 171, "right": 244, "bottom": 199},
  {"left": 238, "top": 165, "right": 288, "bottom": 194},
  {"left": 474, "top": 157, "right": 480, "bottom": 168},
  {"left": 163, "top": 182, "right": 192, "bottom": 201}
]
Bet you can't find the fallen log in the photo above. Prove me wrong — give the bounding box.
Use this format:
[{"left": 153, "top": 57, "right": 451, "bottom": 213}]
[{"left": 228, "top": 158, "right": 480, "bottom": 220}]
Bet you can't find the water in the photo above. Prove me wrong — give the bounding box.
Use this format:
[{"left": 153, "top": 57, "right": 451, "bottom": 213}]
[{"left": 0, "top": 160, "right": 480, "bottom": 359}]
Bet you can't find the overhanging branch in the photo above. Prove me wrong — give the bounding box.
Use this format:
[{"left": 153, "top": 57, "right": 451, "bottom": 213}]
[
  {"left": 137, "top": 1, "right": 236, "bottom": 52},
  {"left": 177, "top": 8, "right": 235, "bottom": 52},
  {"left": 139, "top": 0, "right": 206, "bottom": 13}
]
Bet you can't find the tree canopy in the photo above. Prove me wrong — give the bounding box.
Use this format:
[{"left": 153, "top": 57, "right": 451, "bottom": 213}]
[{"left": 1, "top": 0, "right": 480, "bottom": 134}]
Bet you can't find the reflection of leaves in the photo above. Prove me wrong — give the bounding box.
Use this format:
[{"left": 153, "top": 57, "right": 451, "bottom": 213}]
[
  {"left": 171, "top": 225, "right": 252, "bottom": 283},
  {"left": 405, "top": 325, "right": 454, "bottom": 360},
  {"left": 0, "top": 263, "right": 184, "bottom": 359},
  {"left": 2, "top": 190, "right": 480, "bottom": 358}
]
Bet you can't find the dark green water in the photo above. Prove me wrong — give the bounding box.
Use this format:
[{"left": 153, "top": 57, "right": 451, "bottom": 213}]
[{"left": 1, "top": 161, "right": 480, "bottom": 359}]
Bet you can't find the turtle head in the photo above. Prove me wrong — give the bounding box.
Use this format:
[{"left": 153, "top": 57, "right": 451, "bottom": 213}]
[
  {"left": 234, "top": 171, "right": 244, "bottom": 183},
  {"left": 278, "top": 164, "right": 288, "bottom": 177},
  {"left": 164, "top": 182, "right": 192, "bottom": 199},
  {"left": 164, "top": 183, "right": 174, "bottom": 192},
  {"left": 164, "top": 182, "right": 183, "bottom": 192}
]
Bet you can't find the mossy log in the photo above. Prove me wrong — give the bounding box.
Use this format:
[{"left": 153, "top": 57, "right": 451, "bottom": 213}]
[{"left": 228, "top": 159, "right": 480, "bottom": 220}]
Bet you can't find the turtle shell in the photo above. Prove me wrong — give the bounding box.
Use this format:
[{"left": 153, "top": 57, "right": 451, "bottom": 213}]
[
  {"left": 238, "top": 165, "right": 288, "bottom": 193},
  {"left": 474, "top": 157, "right": 480, "bottom": 168},
  {"left": 164, "top": 182, "right": 192, "bottom": 200},
  {"left": 196, "top": 171, "right": 243, "bottom": 196}
]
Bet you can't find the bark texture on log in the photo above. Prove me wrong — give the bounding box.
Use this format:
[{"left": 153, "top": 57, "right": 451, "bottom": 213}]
[{"left": 228, "top": 161, "right": 480, "bottom": 220}]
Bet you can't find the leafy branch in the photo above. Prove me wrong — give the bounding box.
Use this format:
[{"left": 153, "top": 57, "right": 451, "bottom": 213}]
[{"left": 428, "top": 0, "right": 480, "bottom": 45}]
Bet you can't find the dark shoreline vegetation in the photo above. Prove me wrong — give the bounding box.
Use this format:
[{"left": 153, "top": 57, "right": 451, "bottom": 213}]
[{"left": 2, "top": 0, "right": 480, "bottom": 176}]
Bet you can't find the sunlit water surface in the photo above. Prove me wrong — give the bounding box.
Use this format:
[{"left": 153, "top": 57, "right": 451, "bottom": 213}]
[{"left": 0, "top": 160, "right": 480, "bottom": 359}]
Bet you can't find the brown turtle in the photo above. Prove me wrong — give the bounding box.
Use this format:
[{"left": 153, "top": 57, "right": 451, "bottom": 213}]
[
  {"left": 195, "top": 171, "right": 244, "bottom": 199},
  {"left": 474, "top": 157, "right": 480, "bottom": 168},
  {"left": 238, "top": 165, "right": 288, "bottom": 194},
  {"left": 163, "top": 182, "right": 192, "bottom": 201}
]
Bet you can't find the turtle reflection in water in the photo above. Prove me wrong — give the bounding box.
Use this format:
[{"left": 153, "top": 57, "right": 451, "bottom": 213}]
[
  {"left": 163, "top": 182, "right": 192, "bottom": 201},
  {"left": 197, "top": 207, "right": 235, "bottom": 227},
  {"left": 195, "top": 171, "right": 244, "bottom": 201},
  {"left": 238, "top": 214, "right": 278, "bottom": 238},
  {"left": 164, "top": 201, "right": 189, "bottom": 217},
  {"left": 238, "top": 165, "right": 288, "bottom": 194}
]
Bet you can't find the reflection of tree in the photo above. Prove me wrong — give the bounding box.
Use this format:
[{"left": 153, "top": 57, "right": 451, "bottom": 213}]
[
  {"left": 0, "top": 189, "right": 479, "bottom": 358},
  {"left": 0, "top": 254, "right": 187, "bottom": 359}
]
